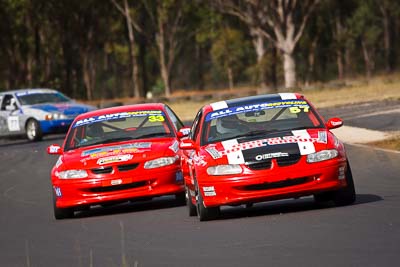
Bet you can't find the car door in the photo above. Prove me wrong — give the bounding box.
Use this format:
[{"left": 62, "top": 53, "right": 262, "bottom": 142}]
[
  {"left": 0, "top": 94, "right": 25, "bottom": 137},
  {"left": 0, "top": 94, "right": 11, "bottom": 137}
]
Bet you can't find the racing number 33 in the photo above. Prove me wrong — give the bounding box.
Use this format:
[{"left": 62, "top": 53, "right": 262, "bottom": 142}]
[{"left": 148, "top": 115, "right": 164, "bottom": 122}]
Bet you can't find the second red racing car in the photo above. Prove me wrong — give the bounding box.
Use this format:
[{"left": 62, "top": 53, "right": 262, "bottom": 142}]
[
  {"left": 179, "top": 93, "right": 356, "bottom": 221},
  {"left": 47, "top": 103, "right": 189, "bottom": 219}
]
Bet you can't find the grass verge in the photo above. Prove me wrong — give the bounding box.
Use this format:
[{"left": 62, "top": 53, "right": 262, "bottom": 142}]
[{"left": 367, "top": 135, "right": 400, "bottom": 152}]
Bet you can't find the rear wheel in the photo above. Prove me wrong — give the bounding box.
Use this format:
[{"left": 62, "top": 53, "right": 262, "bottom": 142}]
[
  {"left": 195, "top": 181, "right": 219, "bottom": 221},
  {"left": 26, "top": 119, "right": 42, "bottom": 141}
]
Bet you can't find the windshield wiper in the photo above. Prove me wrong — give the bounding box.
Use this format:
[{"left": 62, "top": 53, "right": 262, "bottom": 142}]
[
  {"left": 89, "top": 136, "right": 134, "bottom": 146},
  {"left": 230, "top": 130, "right": 277, "bottom": 140},
  {"left": 135, "top": 132, "right": 169, "bottom": 139}
]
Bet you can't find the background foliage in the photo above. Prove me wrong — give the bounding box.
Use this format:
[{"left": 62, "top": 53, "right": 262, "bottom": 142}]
[{"left": 0, "top": 0, "right": 399, "bottom": 100}]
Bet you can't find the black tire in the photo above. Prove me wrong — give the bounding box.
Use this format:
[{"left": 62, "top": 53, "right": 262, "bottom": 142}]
[
  {"left": 195, "top": 181, "right": 220, "bottom": 221},
  {"left": 53, "top": 193, "right": 74, "bottom": 220},
  {"left": 332, "top": 161, "right": 356, "bottom": 206},
  {"left": 175, "top": 192, "right": 186, "bottom": 205},
  {"left": 313, "top": 191, "right": 334, "bottom": 205},
  {"left": 314, "top": 161, "right": 356, "bottom": 206},
  {"left": 186, "top": 187, "right": 197, "bottom": 216},
  {"left": 26, "top": 119, "right": 42, "bottom": 141}
]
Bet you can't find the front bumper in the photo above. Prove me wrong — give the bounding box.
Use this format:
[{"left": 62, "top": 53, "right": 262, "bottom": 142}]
[
  {"left": 52, "top": 165, "right": 184, "bottom": 209},
  {"left": 40, "top": 119, "right": 74, "bottom": 134},
  {"left": 197, "top": 158, "right": 348, "bottom": 207}
]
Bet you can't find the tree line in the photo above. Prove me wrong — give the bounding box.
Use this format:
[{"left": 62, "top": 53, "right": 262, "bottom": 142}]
[{"left": 0, "top": 0, "right": 399, "bottom": 100}]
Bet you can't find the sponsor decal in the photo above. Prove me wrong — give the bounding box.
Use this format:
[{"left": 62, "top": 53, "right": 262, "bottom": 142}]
[
  {"left": 54, "top": 186, "right": 62, "bottom": 197},
  {"left": 205, "top": 100, "right": 310, "bottom": 121},
  {"left": 331, "top": 120, "right": 343, "bottom": 127},
  {"left": 49, "top": 145, "right": 61, "bottom": 154},
  {"left": 338, "top": 166, "right": 345, "bottom": 180},
  {"left": 318, "top": 131, "right": 327, "bottom": 144},
  {"left": 169, "top": 140, "right": 179, "bottom": 153},
  {"left": 255, "top": 152, "right": 289, "bottom": 161},
  {"left": 205, "top": 146, "right": 222, "bottom": 159},
  {"left": 73, "top": 110, "right": 164, "bottom": 127},
  {"left": 219, "top": 136, "right": 318, "bottom": 156},
  {"left": 292, "top": 130, "right": 316, "bottom": 155},
  {"left": 210, "top": 101, "right": 228, "bottom": 111},
  {"left": 227, "top": 150, "right": 245, "bottom": 164},
  {"left": 279, "top": 93, "right": 297, "bottom": 100},
  {"left": 16, "top": 90, "right": 47, "bottom": 96},
  {"left": 111, "top": 179, "right": 123, "bottom": 185},
  {"left": 203, "top": 186, "right": 216, "bottom": 196},
  {"left": 175, "top": 171, "right": 183, "bottom": 182},
  {"left": 81, "top": 143, "right": 151, "bottom": 158},
  {"left": 7, "top": 116, "right": 20, "bottom": 131},
  {"left": 193, "top": 155, "right": 207, "bottom": 167},
  {"left": 97, "top": 154, "right": 133, "bottom": 165}
]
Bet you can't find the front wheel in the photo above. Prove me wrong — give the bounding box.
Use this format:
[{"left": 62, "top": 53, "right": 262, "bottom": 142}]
[
  {"left": 175, "top": 192, "right": 186, "bottom": 206},
  {"left": 186, "top": 187, "right": 197, "bottom": 216},
  {"left": 53, "top": 193, "right": 74, "bottom": 220},
  {"left": 332, "top": 161, "right": 356, "bottom": 206},
  {"left": 195, "top": 182, "right": 220, "bottom": 221},
  {"left": 26, "top": 119, "right": 42, "bottom": 141}
]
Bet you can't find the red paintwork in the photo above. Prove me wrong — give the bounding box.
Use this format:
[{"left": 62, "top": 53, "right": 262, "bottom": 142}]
[
  {"left": 180, "top": 93, "right": 350, "bottom": 208},
  {"left": 48, "top": 104, "right": 184, "bottom": 210}
]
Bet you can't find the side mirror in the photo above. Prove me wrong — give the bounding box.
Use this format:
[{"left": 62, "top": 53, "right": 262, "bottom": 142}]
[
  {"left": 326, "top": 117, "right": 343, "bottom": 129},
  {"left": 47, "top": 144, "right": 62, "bottom": 155},
  {"left": 177, "top": 127, "right": 191, "bottom": 138},
  {"left": 179, "top": 139, "right": 196, "bottom": 150}
]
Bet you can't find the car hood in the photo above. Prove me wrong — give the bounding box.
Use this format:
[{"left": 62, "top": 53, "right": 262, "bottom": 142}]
[
  {"left": 201, "top": 129, "right": 334, "bottom": 165},
  {"left": 59, "top": 138, "right": 179, "bottom": 170},
  {"left": 25, "top": 102, "right": 95, "bottom": 116}
]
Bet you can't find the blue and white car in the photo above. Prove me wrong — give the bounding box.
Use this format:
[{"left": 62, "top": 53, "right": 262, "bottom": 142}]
[{"left": 0, "top": 88, "right": 96, "bottom": 141}]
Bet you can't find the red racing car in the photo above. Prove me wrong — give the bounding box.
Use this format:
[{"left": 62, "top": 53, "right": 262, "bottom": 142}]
[
  {"left": 179, "top": 93, "right": 356, "bottom": 221},
  {"left": 47, "top": 103, "right": 189, "bottom": 219}
]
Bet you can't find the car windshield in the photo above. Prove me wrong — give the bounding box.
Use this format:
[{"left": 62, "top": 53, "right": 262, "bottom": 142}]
[
  {"left": 64, "top": 110, "right": 175, "bottom": 151},
  {"left": 201, "top": 99, "right": 324, "bottom": 145},
  {"left": 16, "top": 92, "right": 71, "bottom": 105}
]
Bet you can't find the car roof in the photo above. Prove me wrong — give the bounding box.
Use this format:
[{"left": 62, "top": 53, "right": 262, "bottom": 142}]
[
  {"left": 0, "top": 88, "right": 58, "bottom": 95},
  {"left": 202, "top": 93, "right": 305, "bottom": 113},
  {"left": 74, "top": 103, "right": 167, "bottom": 120}
]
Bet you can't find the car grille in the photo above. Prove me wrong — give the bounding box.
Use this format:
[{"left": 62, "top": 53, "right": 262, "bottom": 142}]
[
  {"left": 246, "top": 161, "right": 272, "bottom": 170},
  {"left": 88, "top": 181, "right": 148, "bottom": 193},
  {"left": 276, "top": 154, "right": 301, "bottom": 166},
  {"left": 117, "top": 163, "right": 139, "bottom": 172},
  {"left": 91, "top": 166, "right": 113, "bottom": 174},
  {"left": 91, "top": 163, "right": 140, "bottom": 174},
  {"left": 246, "top": 155, "right": 301, "bottom": 170},
  {"left": 240, "top": 177, "right": 309, "bottom": 191}
]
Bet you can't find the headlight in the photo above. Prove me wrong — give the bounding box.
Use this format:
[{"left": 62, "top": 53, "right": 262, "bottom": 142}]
[
  {"left": 56, "top": 170, "right": 88, "bottom": 179},
  {"left": 207, "top": 164, "right": 242, "bottom": 176},
  {"left": 144, "top": 156, "right": 177, "bottom": 169},
  {"left": 307, "top": 149, "right": 338, "bottom": 163},
  {"left": 45, "top": 113, "right": 67, "bottom": 120}
]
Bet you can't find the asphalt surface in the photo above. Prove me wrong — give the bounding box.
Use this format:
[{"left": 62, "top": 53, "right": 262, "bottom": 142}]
[
  {"left": 319, "top": 99, "right": 400, "bottom": 132},
  {"left": 0, "top": 100, "right": 399, "bottom": 266}
]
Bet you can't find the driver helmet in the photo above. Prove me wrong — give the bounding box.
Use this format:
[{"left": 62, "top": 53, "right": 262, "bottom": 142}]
[
  {"left": 86, "top": 123, "right": 103, "bottom": 138},
  {"left": 216, "top": 115, "right": 241, "bottom": 135}
]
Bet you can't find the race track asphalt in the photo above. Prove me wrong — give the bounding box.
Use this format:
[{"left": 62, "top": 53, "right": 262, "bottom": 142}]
[{"left": 0, "top": 99, "right": 399, "bottom": 266}]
